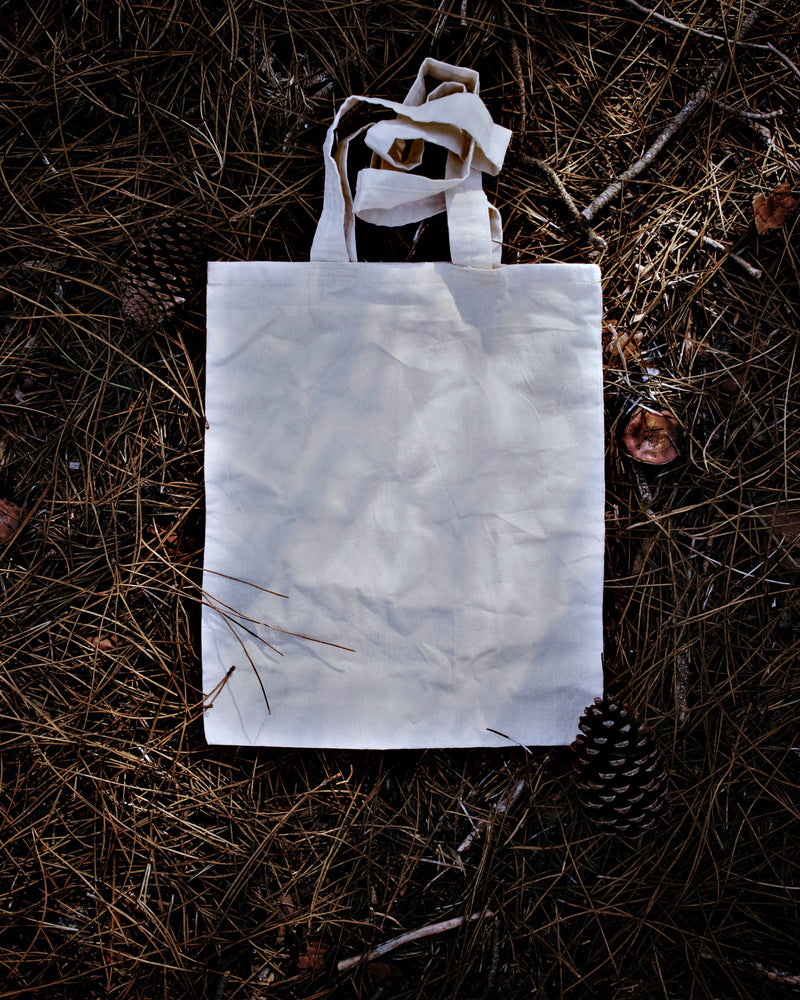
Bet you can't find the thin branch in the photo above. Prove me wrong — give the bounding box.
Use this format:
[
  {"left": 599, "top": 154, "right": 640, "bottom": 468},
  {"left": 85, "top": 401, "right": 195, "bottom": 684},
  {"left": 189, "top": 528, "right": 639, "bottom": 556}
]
[
  {"left": 713, "top": 102, "right": 781, "bottom": 121},
  {"left": 583, "top": 4, "right": 765, "bottom": 221},
  {"left": 767, "top": 41, "right": 800, "bottom": 82},
  {"left": 620, "top": 0, "right": 800, "bottom": 82},
  {"left": 502, "top": 8, "right": 527, "bottom": 137},
  {"left": 457, "top": 778, "right": 526, "bottom": 853},
  {"left": 337, "top": 911, "right": 493, "bottom": 973},
  {"left": 675, "top": 653, "right": 690, "bottom": 725},
  {"left": 151, "top": 0, "right": 180, "bottom": 49},
  {"left": 662, "top": 217, "right": 763, "bottom": 279},
  {"left": 480, "top": 916, "right": 502, "bottom": 1000},
  {"left": 701, "top": 951, "right": 800, "bottom": 986},
  {"left": 583, "top": 60, "right": 726, "bottom": 220},
  {"left": 714, "top": 101, "right": 774, "bottom": 145},
  {"left": 520, "top": 154, "right": 608, "bottom": 250},
  {"left": 620, "top": 0, "right": 771, "bottom": 50}
]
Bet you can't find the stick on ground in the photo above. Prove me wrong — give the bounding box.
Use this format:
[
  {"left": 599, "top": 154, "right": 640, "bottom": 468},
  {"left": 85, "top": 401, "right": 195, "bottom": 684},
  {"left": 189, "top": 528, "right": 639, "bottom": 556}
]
[
  {"left": 519, "top": 155, "right": 608, "bottom": 250},
  {"left": 583, "top": 4, "right": 766, "bottom": 221},
  {"left": 620, "top": 0, "right": 800, "bottom": 82},
  {"left": 662, "top": 217, "right": 763, "bottom": 279},
  {"left": 337, "top": 911, "right": 493, "bottom": 973},
  {"left": 457, "top": 778, "right": 526, "bottom": 854},
  {"left": 502, "top": 8, "right": 527, "bottom": 138}
]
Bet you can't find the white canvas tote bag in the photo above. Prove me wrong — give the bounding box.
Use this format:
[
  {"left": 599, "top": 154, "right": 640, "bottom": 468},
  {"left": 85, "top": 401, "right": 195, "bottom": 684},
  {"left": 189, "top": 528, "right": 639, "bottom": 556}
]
[{"left": 202, "top": 59, "right": 604, "bottom": 749}]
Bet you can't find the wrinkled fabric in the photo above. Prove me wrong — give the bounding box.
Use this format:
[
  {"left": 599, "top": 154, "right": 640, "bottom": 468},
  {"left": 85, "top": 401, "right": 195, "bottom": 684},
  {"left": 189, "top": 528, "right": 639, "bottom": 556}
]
[
  {"left": 202, "top": 260, "right": 604, "bottom": 748},
  {"left": 310, "top": 57, "right": 509, "bottom": 269}
]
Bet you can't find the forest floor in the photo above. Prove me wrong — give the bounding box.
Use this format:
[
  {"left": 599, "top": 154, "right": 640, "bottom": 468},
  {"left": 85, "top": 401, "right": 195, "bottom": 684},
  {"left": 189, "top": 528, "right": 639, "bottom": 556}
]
[{"left": 1, "top": 1, "right": 798, "bottom": 998}]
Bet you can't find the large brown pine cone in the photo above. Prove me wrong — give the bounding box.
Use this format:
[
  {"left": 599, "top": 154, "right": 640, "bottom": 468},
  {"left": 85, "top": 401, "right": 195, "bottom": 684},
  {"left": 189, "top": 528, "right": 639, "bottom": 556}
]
[
  {"left": 119, "top": 216, "right": 204, "bottom": 330},
  {"left": 573, "top": 696, "right": 669, "bottom": 836}
]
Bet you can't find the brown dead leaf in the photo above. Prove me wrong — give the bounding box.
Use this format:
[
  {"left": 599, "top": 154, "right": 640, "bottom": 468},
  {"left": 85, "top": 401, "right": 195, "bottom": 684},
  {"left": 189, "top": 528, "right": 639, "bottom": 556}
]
[
  {"left": 622, "top": 408, "right": 680, "bottom": 465},
  {"left": 88, "top": 635, "right": 125, "bottom": 652},
  {"left": 146, "top": 523, "right": 198, "bottom": 559},
  {"left": 605, "top": 320, "right": 643, "bottom": 359},
  {"left": 770, "top": 503, "right": 800, "bottom": 573},
  {"left": 753, "top": 182, "right": 797, "bottom": 235},
  {"left": 296, "top": 938, "right": 328, "bottom": 972},
  {"left": 0, "top": 498, "right": 23, "bottom": 544},
  {"left": 367, "top": 961, "right": 396, "bottom": 983},
  {"left": 279, "top": 891, "right": 296, "bottom": 914}
]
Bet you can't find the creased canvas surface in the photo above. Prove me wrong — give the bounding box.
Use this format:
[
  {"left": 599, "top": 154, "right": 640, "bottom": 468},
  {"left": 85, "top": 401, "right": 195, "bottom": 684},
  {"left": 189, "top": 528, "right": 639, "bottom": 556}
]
[{"left": 202, "top": 259, "right": 604, "bottom": 748}]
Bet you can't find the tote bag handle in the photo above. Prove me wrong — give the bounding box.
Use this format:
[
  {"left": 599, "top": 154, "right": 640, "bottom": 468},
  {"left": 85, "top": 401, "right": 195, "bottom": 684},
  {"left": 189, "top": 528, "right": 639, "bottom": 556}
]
[{"left": 310, "top": 58, "right": 512, "bottom": 269}]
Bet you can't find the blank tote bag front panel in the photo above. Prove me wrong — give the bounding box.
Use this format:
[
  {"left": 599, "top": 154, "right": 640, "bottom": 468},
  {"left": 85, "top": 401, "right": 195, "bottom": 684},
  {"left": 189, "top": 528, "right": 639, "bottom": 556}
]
[{"left": 202, "top": 60, "right": 604, "bottom": 749}]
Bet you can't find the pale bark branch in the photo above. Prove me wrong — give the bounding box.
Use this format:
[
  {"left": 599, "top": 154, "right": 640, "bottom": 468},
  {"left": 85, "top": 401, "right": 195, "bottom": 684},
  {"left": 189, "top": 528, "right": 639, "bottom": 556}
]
[
  {"left": 583, "top": 4, "right": 766, "bottom": 222},
  {"left": 457, "top": 777, "right": 526, "bottom": 853},
  {"left": 337, "top": 910, "right": 493, "bottom": 972},
  {"left": 662, "top": 217, "right": 763, "bottom": 279},
  {"left": 151, "top": 0, "right": 180, "bottom": 49},
  {"left": 503, "top": 8, "right": 527, "bottom": 137},
  {"left": 714, "top": 101, "right": 775, "bottom": 145},
  {"left": 767, "top": 41, "right": 800, "bottom": 82},
  {"left": 620, "top": 0, "right": 771, "bottom": 50},
  {"left": 620, "top": 0, "right": 800, "bottom": 82},
  {"left": 701, "top": 951, "right": 800, "bottom": 986},
  {"left": 520, "top": 155, "right": 608, "bottom": 250},
  {"left": 713, "top": 102, "right": 781, "bottom": 121}
]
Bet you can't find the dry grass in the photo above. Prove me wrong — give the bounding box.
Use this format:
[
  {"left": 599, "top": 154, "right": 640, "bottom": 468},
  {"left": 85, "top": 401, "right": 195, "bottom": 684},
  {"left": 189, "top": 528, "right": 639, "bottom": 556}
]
[{"left": 1, "top": 1, "right": 799, "bottom": 997}]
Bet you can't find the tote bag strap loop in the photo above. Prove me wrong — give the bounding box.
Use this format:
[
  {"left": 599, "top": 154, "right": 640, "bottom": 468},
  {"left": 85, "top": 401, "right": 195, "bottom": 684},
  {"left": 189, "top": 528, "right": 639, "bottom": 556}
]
[{"left": 310, "top": 58, "right": 511, "bottom": 269}]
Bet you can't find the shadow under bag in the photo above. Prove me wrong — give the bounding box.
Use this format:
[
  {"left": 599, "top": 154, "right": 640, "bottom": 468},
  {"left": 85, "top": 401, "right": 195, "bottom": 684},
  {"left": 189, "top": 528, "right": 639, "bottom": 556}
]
[{"left": 203, "top": 59, "right": 604, "bottom": 748}]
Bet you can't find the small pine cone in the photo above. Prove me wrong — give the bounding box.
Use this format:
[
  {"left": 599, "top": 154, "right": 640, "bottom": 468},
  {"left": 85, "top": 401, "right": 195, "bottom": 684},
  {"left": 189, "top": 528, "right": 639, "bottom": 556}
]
[
  {"left": 119, "top": 216, "right": 204, "bottom": 330},
  {"left": 572, "top": 696, "right": 669, "bottom": 836}
]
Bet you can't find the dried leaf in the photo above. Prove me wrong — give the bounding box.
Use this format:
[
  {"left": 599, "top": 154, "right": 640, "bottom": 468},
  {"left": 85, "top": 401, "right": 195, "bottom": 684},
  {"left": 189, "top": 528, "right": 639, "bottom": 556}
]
[
  {"left": 771, "top": 503, "right": 800, "bottom": 572},
  {"left": 367, "top": 960, "right": 396, "bottom": 982},
  {"left": 753, "top": 182, "right": 797, "bottom": 235},
  {"left": 296, "top": 938, "right": 328, "bottom": 972},
  {"left": 146, "top": 523, "right": 197, "bottom": 558},
  {"left": 88, "top": 635, "right": 125, "bottom": 652},
  {"left": 605, "top": 320, "right": 643, "bottom": 359},
  {"left": 622, "top": 408, "right": 680, "bottom": 465},
  {"left": 0, "top": 498, "right": 23, "bottom": 544}
]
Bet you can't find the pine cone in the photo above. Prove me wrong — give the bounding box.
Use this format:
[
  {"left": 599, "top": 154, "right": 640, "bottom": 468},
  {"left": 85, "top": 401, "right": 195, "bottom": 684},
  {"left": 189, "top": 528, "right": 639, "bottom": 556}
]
[
  {"left": 572, "top": 696, "right": 669, "bottom": 836},
  {"left": 119, "top": 216, "right": 204, "bottom": 330}
]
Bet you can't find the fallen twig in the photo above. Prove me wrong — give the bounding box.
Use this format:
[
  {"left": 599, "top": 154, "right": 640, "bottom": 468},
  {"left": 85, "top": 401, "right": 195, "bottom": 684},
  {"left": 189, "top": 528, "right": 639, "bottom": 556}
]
[
  {"left": 480, "top": 916, "right": 502, "bottom": 1000},
  {"left": 714, "top": 101, "right": 777, "bottom": 145},
  {"left": 583, "top": 4, "right": 765, "bottom": 221},
  {"left": 520, "top": 154, "right": 608, "bottom": 250},
  {"left": 503, "top": 8, "right": 527, "bottom": 137},
  {"left": 622, "top": 0, "right": 800, "bottom": 83},
  {"left": 337, "top": 911, "right": 493, "bottom": 973},
  {"left": 620, "top": 0, "right": 800, "bottom": 77},
  {"left": 661, "top": 218, "right": 762, "bottom": 279},
  {"left": 675, "top": 653, "right": 691, "bottom": 726},
  {"left": 766, "top": 42, "right": 800, "bottom": 83},
  {"left": 701, "top": 950, "right": 800, "bottom": 986},
  {"left": 457, "top": 778, "right": 526, "bottom": 854},
  {"left": 151, "top": 0, "right": 180, "bottom": 49},
  {"left": 713, "top": 102, "right": 781, "bottom": 121},
  {"left": 620, "top": 0, "right": 766, "bottom": 49}
]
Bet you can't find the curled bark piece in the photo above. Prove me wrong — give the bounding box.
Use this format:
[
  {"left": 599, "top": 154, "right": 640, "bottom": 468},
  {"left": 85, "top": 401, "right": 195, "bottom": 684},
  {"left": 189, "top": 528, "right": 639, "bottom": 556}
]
[{"left": 622, "top": 408, "right": 680, "bottom": 465}]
